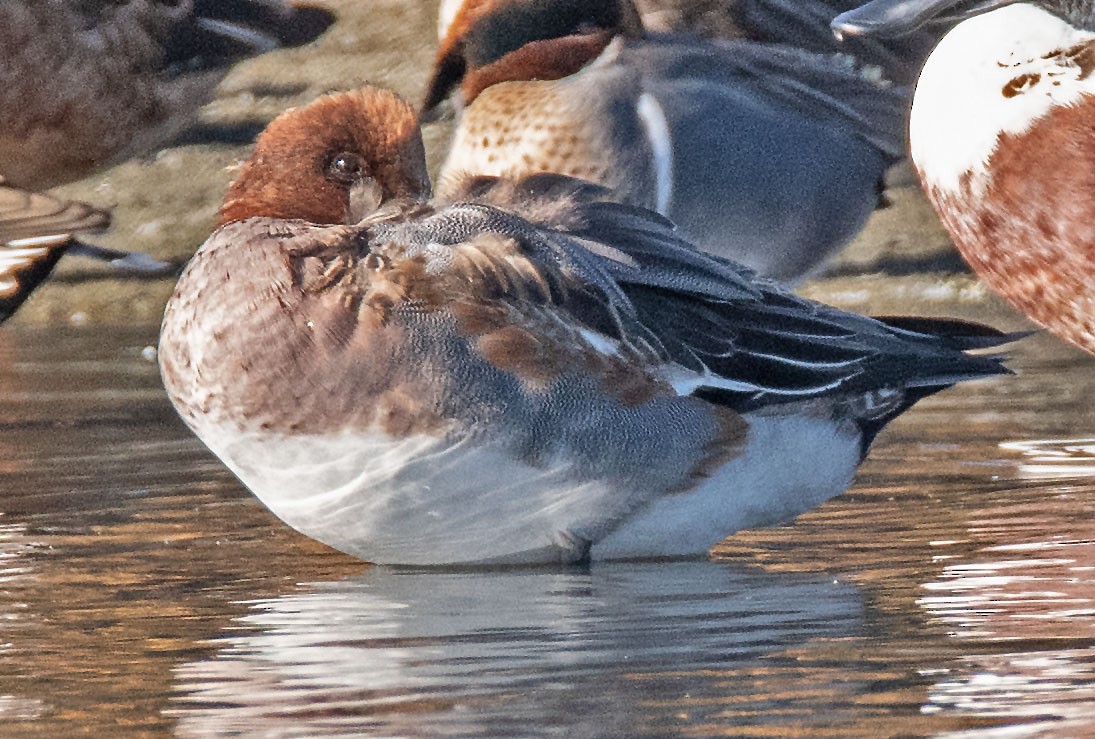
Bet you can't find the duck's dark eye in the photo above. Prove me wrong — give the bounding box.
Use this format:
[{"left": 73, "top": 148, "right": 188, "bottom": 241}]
[{"left": 324, "top": 151, "right": 365, "bottom": 185}]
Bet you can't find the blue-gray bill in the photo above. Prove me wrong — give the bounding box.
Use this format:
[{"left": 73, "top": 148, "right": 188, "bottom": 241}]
[{"left": 831, "top": 0, "right": 1018, "bottom": 36}]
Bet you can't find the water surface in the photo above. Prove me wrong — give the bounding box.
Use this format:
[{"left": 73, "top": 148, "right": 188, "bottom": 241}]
[{"left": 0, "top": 327, "right": 1092, "bottom": 737}]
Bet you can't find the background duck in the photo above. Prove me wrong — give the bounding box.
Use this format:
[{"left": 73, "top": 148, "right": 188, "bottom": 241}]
[
  {"left": 438, "top": 0, "right": 942, "bottom": 85},
  {"left": 0, "top": 182, "right": 110, "bottom": 323},
  {"left": 0, "top": 0, "right": 335, "bottom": 190},
  {"left": 0, "top": 0, "right": 335, "bottom": 323},
  {"left": 423, "top": 0, "right": 915, "bottom": 282},
  {"left": 160, "top": 86, "right": 1016, "bottom": 565},
  {"left": 834, "top": 0, "right": 1095, "bottom": 354}
]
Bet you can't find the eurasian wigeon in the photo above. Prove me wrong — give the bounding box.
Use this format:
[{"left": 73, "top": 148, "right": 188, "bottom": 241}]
[
  {"left": 0, "top": 0, "right": 334, "bottom": 322},
  {"left": 0, "top": 0, "right": 335, "bottom": 190},
  {"left": 437, "top": 0, "right": 941, "bottom": 84},
  {"left": 159, "top": 86, "right": 1015, "bottom": 566},
  {"left": 833, "top": 0, "right": 1095, "bottom": 355},
  {"left": 422, "top": 0, "right": 913, "bottom": 282}
]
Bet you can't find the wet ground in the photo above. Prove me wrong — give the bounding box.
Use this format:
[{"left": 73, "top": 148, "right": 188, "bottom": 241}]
[{"left": 2, "top": 0, "right": 1094, "bottom": 736}]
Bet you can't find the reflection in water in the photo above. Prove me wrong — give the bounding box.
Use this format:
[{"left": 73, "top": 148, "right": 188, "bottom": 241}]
[
  {"left": 169, "top": 563, "right": 861, "bottom": 737},
  {"left": 1000, "top": 439, "right": 1095, "bottom": 480},
  {"left": 0, "top": 522, "right": 45, "bottom": 722},
  {"left": 0, "top": 329, "right": 1093, "bottom": 734},
  {"left": 928, "top": 649, "right": 1095, "bottom": 739},
  {"left": 920, "top": 496, "right": 1095, "bottom": 737}
]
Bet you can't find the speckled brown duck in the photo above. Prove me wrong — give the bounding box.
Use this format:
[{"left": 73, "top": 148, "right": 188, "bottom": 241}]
[
  {"left": 159, "top": 86, "right": 1016, "bottom": 566},
  {"left": 0, "top": 0, "right": 334, "bottom": 322},
  {"left": 835, "top": 0, "right": 1095, "bottom": 355},
  {"left": 423, "top": 0, "right": 912, "bottom": 282}
]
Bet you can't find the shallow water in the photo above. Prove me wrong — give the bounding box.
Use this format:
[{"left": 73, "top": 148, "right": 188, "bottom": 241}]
[{"left": 0, "top": 327, "right": 1091, "bottom": 736}]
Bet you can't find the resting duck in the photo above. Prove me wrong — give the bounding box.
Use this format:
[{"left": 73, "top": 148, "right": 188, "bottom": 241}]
[
  {"left": 833, "top": 0, "right": 1095, "bottom": 354},
  {"left": 0, "top": 0, "right": 335, "bottom": 190},
  {"left": 422, "top": 0, "right": 910, "bottom": 282},
  {"left": 0, "top": 0, "right": 334, "bottom": 322},
  {"left": 159, "top": 86, "right": 1015, "bottom": 566},
  {"left": 437, "top": 0, "right": 941, "bottom": 84}
]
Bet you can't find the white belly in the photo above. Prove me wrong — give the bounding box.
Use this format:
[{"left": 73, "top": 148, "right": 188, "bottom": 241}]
[
  {"left": 203, "top": 426, "right": 634, "bottom": 565},
  {"left": 591, "top": 413, "right": 861, "bottom": 559},
  {"left": 193, "top": 412, "right": 861, "bottom": 566}
]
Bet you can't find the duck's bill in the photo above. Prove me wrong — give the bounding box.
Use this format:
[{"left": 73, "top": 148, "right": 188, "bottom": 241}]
[
  {"left": 831, "top": 0, "right": 1019, "bottom": 37},
  {"left": 66, "top": 241, "right": 179, "bottom": 275}
]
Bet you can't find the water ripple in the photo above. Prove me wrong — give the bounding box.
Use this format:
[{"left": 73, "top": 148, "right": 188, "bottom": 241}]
[{"left": 1000, "top": 439, "right": 1095, "bottom": 480}]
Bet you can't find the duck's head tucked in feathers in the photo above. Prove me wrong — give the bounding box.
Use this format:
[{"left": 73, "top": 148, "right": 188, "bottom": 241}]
[
  {"left": 161, "top": 85, "right": 1017, "bottom": 565},
  {"left": 219, "top": 88, "right": 431, "bottom": 227}
]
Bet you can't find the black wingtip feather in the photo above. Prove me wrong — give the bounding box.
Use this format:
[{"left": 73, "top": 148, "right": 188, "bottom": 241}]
[
  {"left": 874, "top": 315, "right": 1033, "bottom": 350},
  {"left": 0, "top": 242, "right": 70, "bottom": 324}
]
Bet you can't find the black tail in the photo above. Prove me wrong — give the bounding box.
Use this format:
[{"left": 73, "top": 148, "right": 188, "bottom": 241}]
[
  {"left": 854, "top": 315, "right": 1023, "bottom": 454},
  {"left": 0, "top": 240, "right": 69, "bottom": 323},
  {"left": 875, "top": 315, "right": 1031, "bottom": 351}
]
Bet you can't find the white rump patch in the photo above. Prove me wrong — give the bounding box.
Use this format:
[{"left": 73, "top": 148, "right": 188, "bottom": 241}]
[{"left": 911, "top": 4, "right": 1095, "bottom": 195}]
